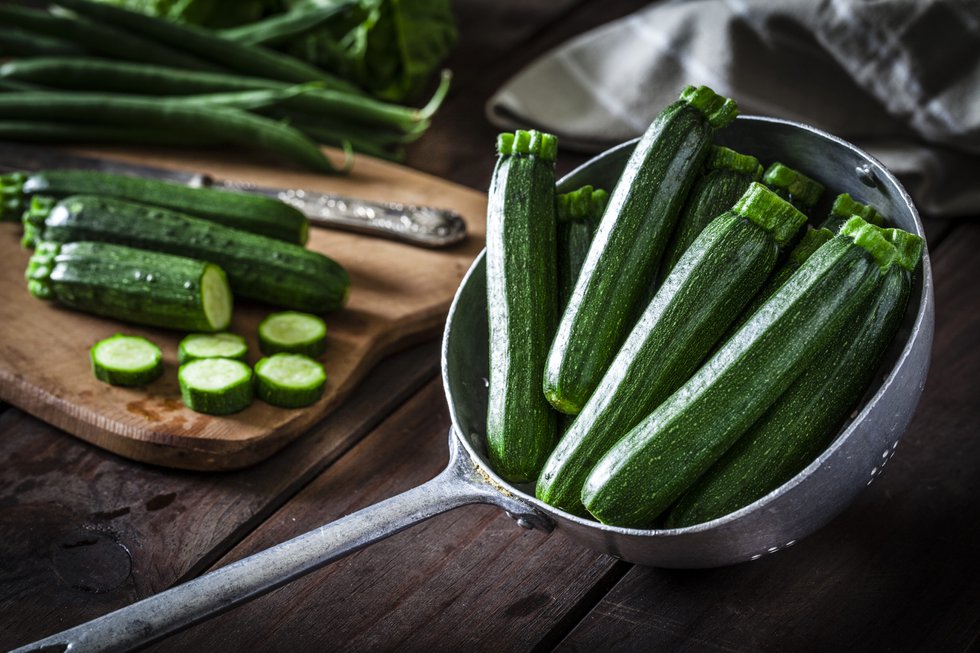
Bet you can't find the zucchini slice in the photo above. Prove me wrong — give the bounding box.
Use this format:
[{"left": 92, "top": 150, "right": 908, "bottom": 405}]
[
  {"left": 178, "top": 332, "right": 248, "bottom": 364},
  {"left": 254, "top": 353, "right": 326, "bottom": 408},
  {"left": 178, "top": 358, "right": 253, "bottom": 415},
  {"left": 258, "top": 311, "right": 327, "bottom": 357},
  {"left": 90, "top": 334, "right": 162, "bottom": 387}
]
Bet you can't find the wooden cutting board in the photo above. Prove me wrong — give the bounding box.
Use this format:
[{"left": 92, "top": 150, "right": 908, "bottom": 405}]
[{"left": 0, "top": 145, "right": 486, "bottom": 471}]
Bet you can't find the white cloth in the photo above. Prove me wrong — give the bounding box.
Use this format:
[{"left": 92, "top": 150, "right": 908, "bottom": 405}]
[{"left": 487, "top": 0, "right": 980, "bottom": 217}]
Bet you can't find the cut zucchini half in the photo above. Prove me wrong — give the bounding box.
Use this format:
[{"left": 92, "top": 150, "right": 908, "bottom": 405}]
[
  {"left": 254, "top": 353, "right": 327, "bottom": 408},
  {"left": 178, "top": 332, "right": 248, "bottom": 364},
  {"left": 178, "top": 358, "right": 253, "bottom": 415},
  {"left": 90, "top": 334, "right": 163, "bottom": 387},
  {"left": 258, "top": 311, "right": 327, "bottom": 357},
  {"left": 201, "top": 264, "right": 233, "bottom": 331}
]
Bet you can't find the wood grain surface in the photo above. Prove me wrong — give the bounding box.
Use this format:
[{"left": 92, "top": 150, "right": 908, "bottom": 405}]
[
  {"left": 0, "top": 342, "right": 440, "bottom": 651},
  {"left": 0, "top": 146, "right": 486, "bottom": 470},
  {"left": 2, "top": 0, "right": 975, "bottom": 651}
]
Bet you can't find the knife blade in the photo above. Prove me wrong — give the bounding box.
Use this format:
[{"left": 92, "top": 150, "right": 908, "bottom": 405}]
[{"left": 0, "top": 144, "right": 467, "bottom": 248}]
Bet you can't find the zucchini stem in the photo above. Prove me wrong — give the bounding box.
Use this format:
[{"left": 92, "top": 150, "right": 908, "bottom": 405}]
[
  {"left": 841, "top": 216, "right": 898, "bottom": 271},
  {"left": 496, "top": 129, "right": 558, "bottom": 161},
  {"left": 762, "top": 162, "right": 825, "bottom": 210},
  {"left": 678, "top": 85, "right": 738, "bottom": 129},
  {"left": 557, "top": 185, "right": 608, "bottom": 223},
  {"left": 732, "top": 182, "right": 807, "bottom": 247},
  {"left": 706, "top": 145, "right": 763, "bottom": 178}
]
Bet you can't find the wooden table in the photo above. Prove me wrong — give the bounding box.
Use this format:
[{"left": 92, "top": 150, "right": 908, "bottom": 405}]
[{"left": 2, "top": 2, "right": 978, "bottom": 651}]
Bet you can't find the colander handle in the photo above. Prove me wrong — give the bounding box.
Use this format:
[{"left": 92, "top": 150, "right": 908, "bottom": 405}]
[{"left": 11, "top": 429, "right": 548, "bottom": 653}]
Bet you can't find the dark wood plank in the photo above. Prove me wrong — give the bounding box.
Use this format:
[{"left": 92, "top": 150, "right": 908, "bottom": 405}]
[
  {"left": 0, "top": 342, "right": 439, "bottom": 651},
  {"left": 157, "top": 378, "right": 626, "bottom": 653},
  {"left": 555, "top": 224, "right": 980, "bottom": 653}
]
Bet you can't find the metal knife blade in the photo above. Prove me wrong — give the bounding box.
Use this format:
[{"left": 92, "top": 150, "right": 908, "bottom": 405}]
[{"left": 0, "top": 144, "right": 467, "bottom": 248}]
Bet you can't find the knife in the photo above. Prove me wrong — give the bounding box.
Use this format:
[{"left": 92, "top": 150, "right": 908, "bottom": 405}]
[{"left": 0, "top": 144, "right": 467, "bottom": 248}]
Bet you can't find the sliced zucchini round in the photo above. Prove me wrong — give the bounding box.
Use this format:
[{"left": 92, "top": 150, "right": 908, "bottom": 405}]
[
  {"left": 258, "top": 311, "right": 327, "bottom": 357},
  {"left": 178, "top": 332, "right": 248, "bottom": 364},
  {"left": 254, "top": 353, "right": 326, "bottom": 408},
  {"left": 178, "top": 358, "right": 253, "bottom": 415},
  {"left": 90, "top": 334, "right": 163, "bottom": 387}
]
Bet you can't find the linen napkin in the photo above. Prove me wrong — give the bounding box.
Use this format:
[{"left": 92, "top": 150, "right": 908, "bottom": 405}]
[{"left": 487, "top": 0, "right": 980, "bottom": 217}]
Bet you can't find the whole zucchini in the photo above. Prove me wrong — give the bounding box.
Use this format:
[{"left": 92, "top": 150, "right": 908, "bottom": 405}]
[
  {"left": 762, "top": 162, "right": 824, "bottom": 213},
  {"left": 537, "top": 183, "right": 805, "bottom": 514},
  {"left": 660, "top": 145, "right": 762, "bottom": 276},
  {"left": 2, "top": 169, "right": 309, "bottom": 244},
  {"left": 581, "top": 218, "right": 899, "bottom": 527},
  {"left": 545, "top": 85, "right": 738, "bottom": 415},
  {"left": 665, "top": 225, "right": 923, "bottom": 527},
  {"left": 27, "top": 240, "right": 232, "bottom": 332},
  {"left": 26, "top": 195, "right": 349, "bottom": 314},
  {"left": 557, "top": 184, "right": 607, "bottom": 312},
  {"left": 485, "top": 130, "right": 560, "bottom": 483}
]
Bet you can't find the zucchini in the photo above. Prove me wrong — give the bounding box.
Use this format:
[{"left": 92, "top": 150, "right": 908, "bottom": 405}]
[
  {"left": 258, "top": 311, "right": 327, "bottom": 357},
  {"left": 179, "top": 358, "right": 254, "bottom": 415},
  {"left": 178, "top": 332, "right": 248, "bottom": 364},
  {"left": 26, "top": 195, "right": 349, "bottom": 314},
  {"left": 729, "top": 226, "right": 835, "bottom": 335},
  {"left": 486, "top": 129, "right": 560, "bottom": 483},
  {"left": 660, "top": 145, "right": 763, "bottom": 276},
  {"left": 1, "top": 169, "right": 309, "bottom": 244},
  {"left": 820, "top": 192, "right": 885, "bottom": 232},
  {"left": 90, "top": 334, "right": 163, "bottom": 387},
  {"left": 665, "top": 224, "right": 923, "bottom": 527},
  {"left": 537, "top": 183, "right": 805, "bottom": 514},
  {"left": 545, "top": 86, "right": 738, "bottom": 415},
  {"left": 557, "top": 184, "right": 607, "bottom": 312},
  {"left": 581, "top": 218, "right": 898, "bottom": 527},
  {"left": 762, "top": 162, "right": 824, "bottom": 212},
  {"left": 254, "top": 353, "right": 327, "bottom": 408},
  {"left": 27, "top": 240, "right": 232, "bottom": 332}
]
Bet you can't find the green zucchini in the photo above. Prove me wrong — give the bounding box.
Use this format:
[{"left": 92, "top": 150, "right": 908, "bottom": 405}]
[
  {"left": 179, "top": 358, "right": 254, "bottom": 415},
  {"left": 665, "top": 224, "right": 923, "bottom": 527},
  {"left": 819, "top": 193, "right": 885, "bottom": 232},
  {"left": 1, "top": 169, "right": 309, "bottom": 244},
  {"left": 762, "top": 162, "right": 824, "bottom": 212},
  {"left": 254, "top": 353, "right": 327, "bottom": 408},
  {"left": 557, "top": 185, "right": 607, "bottom": 312},
  {"left": 178, "top": 332, "right": 248, "bottom": 364},
  {"left": 26, "top": 195, "right": 349, "bottom": 314},
  {"left": 90, "top": 334, "right": 163, "bottom": 387},
  {"left": 729, "top": 226, "right": 835, "bottom": 336},
  {"left": 537, "top": 183, "right": 805, "bottom": 514},
  {"left": 545, "top": 85, "right": 738, "bottom": 415},
  {"left": 486, "top": 129, "right": 560, "bottom": 483},
  {"left": 661, "top": 145, "right": 763, "bottom": 276},
  {"left": 258, "top": 311, "right": 327, "bottom": 357},
  {"left": 581, "top": 218, "right": 898, "bottom": 527},
  {"left": 27, "top": 240, "right": 232, "bottom": 332}
]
